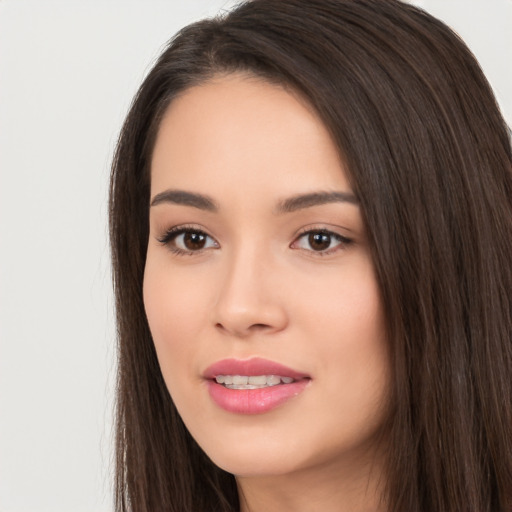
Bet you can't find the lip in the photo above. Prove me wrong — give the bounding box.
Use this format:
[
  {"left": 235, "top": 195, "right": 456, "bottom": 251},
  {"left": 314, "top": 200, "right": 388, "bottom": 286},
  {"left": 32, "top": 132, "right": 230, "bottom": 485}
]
[
  {"left": 203, "top": 357, "right": 309, "bottom": 380},
  {"left": 203, "top": 357, "right": 311, "bottom": 415}
]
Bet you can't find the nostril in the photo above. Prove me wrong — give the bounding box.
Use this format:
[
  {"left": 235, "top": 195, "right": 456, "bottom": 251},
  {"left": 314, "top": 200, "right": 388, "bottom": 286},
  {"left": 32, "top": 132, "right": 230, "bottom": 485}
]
[
  {"left": 250, "top": 323, "right": 271, "bottom": 330},
  {"left": 215, "top": 322, "right": 272, "bottom": 335}
]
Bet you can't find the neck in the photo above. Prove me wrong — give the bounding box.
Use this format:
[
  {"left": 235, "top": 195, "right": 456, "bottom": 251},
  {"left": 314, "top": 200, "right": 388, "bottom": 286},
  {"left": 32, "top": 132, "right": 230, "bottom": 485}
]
[{"left": 236, "top": 448, "right": 387, "bottom": 512}]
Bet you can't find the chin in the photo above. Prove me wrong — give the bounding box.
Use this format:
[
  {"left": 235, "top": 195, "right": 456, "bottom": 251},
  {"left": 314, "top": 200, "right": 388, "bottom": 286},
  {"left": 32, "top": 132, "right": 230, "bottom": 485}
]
[
  {"left": 190, "top": 425, "right": 306, "bottom": 477},
  {"left": 208, "top": 449, "right": 300, "bottom": 478}
]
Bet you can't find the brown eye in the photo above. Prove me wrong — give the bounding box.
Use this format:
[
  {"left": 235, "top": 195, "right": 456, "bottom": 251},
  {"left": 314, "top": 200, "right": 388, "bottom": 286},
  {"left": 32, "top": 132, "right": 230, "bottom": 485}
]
[
  {"left": 292, "top": 229, "right": 352, "bottom": 254},
  {"left": 159, "top": 227, "right": 218, "bottom": 254},
  {"left": 183, "top": 232, "right": 207, "bottom": 250},
  {"left": 308, "top": 232, "right": 331, "bottom": 251}
]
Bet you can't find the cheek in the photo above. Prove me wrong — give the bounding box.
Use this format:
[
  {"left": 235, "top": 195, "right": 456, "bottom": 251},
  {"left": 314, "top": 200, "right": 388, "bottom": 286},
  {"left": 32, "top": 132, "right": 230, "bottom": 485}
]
[
  {"left": 142, "top": 257, "right": 210, "bottom": 384},
  {"left": 143, "top": 249, "right": 213, "bottom": 331},
  {"left": 297, "top": 262, "right": 389, "bottom": 412},
  {"left": 296, "top": 258, "right": 385, "bottom": 346}
]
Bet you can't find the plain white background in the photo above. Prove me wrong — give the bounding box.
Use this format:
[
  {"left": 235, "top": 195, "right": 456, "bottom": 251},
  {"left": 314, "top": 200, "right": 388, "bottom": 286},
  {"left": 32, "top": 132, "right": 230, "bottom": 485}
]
[{"left": 0, "top": 1, "right": 510, "bottom": 511}]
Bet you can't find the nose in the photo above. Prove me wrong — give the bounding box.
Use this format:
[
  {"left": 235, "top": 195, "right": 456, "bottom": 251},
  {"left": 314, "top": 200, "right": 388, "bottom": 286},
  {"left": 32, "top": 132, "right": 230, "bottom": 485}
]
[{"left": 212, "top": 246, "right": 288, "bottom": 338}]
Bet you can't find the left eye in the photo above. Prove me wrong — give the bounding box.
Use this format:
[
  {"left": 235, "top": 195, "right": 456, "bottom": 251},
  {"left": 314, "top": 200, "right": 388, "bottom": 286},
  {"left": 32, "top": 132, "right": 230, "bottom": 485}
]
[
  {"left": 159, "top": 228, "right": 218, "bottom": 253},
  {"left": 292, "top": 230, "right": 351, "bottom": 253},
  {"left": 174, "top": 231, "right": 216, "bottom": 251}
]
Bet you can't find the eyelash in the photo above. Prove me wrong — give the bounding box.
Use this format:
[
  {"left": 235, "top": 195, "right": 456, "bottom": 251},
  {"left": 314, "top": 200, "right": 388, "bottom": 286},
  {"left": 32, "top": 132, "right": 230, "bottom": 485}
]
[
  {"left": 292, "top": 227, "right": 353, "bottom": 256},
  {"left": 157, "top": 225, "right": 218, "bottom": 256},
  {"left": 157, "top": 226, "right": 352, "bottom": 256}
]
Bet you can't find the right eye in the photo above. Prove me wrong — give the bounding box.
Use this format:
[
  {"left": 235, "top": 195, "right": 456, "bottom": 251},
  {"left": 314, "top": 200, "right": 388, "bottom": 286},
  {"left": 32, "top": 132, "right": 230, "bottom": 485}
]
[{"left": 158, "top": 227, "right": 219, "bottom": 255}]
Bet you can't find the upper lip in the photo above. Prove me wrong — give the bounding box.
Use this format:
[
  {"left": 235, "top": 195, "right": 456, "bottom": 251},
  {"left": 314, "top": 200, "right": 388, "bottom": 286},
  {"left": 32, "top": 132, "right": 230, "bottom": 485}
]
[{"left": 203, "top": 357, "right": 310, "bottom": 380}]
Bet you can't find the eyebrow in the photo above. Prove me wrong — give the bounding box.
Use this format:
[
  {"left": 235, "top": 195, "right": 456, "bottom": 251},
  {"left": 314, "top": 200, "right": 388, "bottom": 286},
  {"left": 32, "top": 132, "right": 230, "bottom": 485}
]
[
  {"left": 275, "top": 191, "right": 358, "bottom": 213},
  {"left": 149, "top": 189, "right": 357, "bottom": 213},
  {"left": 150, "top": 189, "right": 218, "bottom": 211}
]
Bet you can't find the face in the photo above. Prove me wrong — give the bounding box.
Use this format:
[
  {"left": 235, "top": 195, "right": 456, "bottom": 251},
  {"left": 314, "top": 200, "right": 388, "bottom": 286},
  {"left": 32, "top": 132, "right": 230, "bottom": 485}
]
[{"left": 144, "top": 74, "right": 390, "bottom": 479}]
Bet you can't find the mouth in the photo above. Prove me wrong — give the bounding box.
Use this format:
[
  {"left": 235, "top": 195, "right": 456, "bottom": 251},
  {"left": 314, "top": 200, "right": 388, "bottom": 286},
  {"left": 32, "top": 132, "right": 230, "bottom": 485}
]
[
  {"left": 214, "top": 374, "right": 295, "bottom": 389},
  {"left": 203, "top": 358, "right": 311, "bottom": 414},
  {"left": 203, "top": 357, "right": 309, "bottom": 384}
]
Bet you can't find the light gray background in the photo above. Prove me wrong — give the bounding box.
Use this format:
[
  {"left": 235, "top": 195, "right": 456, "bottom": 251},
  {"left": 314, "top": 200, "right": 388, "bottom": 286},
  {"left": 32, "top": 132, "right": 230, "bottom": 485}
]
[{"left": 0, "top": 1, "right": 510, "bottom": 511}]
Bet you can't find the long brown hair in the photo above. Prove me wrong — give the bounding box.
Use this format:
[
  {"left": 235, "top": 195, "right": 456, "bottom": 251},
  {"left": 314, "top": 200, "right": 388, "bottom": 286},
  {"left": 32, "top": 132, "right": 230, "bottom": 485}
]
[{"left": 109, "top": 1, "right": 512, "bottom": 510}]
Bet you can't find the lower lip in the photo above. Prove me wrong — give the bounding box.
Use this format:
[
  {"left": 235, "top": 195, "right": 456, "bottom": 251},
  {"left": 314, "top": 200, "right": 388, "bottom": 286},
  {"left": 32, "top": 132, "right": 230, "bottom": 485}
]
[{"left": 206, "top": 379, "right": 310, "bottom": 414}]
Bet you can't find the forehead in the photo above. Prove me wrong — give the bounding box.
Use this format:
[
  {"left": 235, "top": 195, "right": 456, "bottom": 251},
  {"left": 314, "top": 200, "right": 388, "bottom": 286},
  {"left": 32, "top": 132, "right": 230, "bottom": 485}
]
[{"left": 150, "top": 73, "right": 350, "bottom": 199}]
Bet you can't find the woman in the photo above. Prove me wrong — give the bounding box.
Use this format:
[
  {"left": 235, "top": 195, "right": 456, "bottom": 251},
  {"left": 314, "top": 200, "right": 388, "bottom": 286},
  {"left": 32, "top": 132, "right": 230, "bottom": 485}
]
[{"left": 109, "top": 0, "right": 512, "bottom": 510}]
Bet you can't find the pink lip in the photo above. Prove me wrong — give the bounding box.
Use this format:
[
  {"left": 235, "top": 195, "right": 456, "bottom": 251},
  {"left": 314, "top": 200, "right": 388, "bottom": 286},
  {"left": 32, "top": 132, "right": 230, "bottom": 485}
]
[
  {"left": 203, "top": 358, "right": 311, "bottom": 415},
  {"left": 203, "top": 357, "right": 309, "bottom": 380}
]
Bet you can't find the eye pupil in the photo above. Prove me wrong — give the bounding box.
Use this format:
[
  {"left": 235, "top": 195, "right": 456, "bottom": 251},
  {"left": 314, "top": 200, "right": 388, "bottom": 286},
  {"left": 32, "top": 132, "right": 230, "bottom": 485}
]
[
  {"left": 309, "top": 232, "right": 331, "bottom": 251},
  {"left": 184, "top": 232, "right": 206, "bottom": 250}
]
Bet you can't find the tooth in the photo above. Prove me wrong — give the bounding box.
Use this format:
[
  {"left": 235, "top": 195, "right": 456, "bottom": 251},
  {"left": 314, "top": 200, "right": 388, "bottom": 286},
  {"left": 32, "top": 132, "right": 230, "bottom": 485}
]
[
  {"left": 248, "top": 375, "right": 267, "bottom": 385},
  {"left": 266, "top": 375, "right": 281, "bottom": 386},
  {"left": 232, "top": 375, "right": 248, "bottom": 385},
  {"left": 217, "top": 374, "right": 296, "bottom": 388}
]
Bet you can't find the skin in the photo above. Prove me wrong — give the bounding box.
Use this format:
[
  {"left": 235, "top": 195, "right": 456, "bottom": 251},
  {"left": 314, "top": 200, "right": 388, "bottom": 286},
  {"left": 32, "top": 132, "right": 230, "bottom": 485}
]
[{"left": 144, "top": 73, "right": 390, "bottom": 512}]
